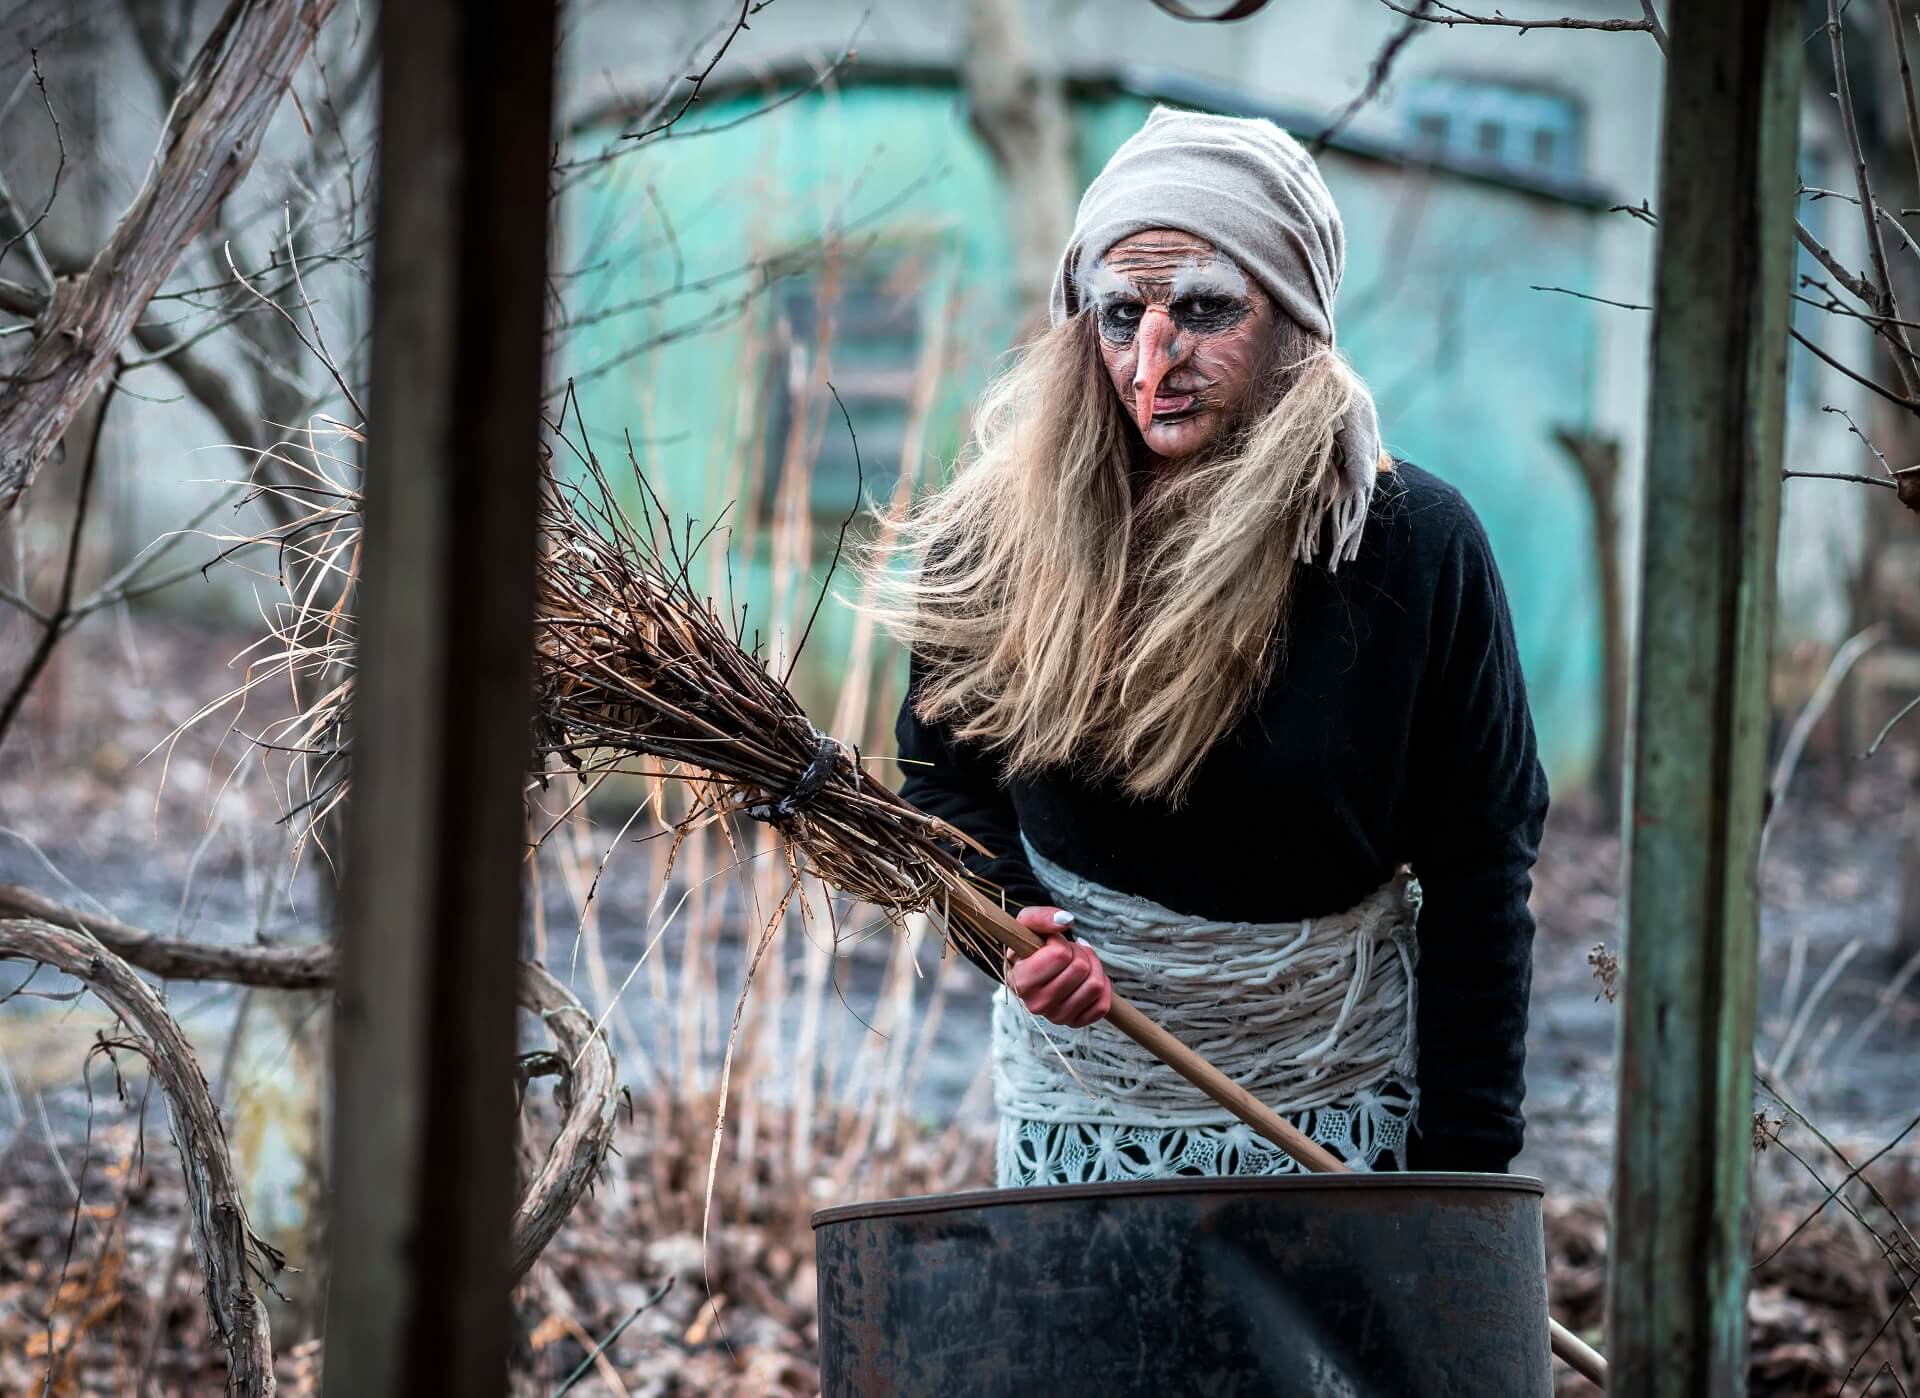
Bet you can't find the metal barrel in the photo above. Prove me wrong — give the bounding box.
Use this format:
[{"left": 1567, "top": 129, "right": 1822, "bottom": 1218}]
[{"left": 812, "top": 1172, "right": 1552, "bottom": 1397}]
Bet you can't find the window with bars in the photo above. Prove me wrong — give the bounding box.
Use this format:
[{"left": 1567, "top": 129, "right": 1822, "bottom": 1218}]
[{"left": 1400, "top": 76, "right": 1585, "bottom": 183}]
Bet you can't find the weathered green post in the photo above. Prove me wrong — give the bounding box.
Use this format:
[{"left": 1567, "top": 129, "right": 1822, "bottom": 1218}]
[{"left": 1607, "top": 3, "right": 1802, "bottom": 1394}]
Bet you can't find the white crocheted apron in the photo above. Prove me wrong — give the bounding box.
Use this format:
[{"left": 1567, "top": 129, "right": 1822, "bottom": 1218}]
[{"left": 993, "top": 840, "right": 1422, "bottom": 1187}]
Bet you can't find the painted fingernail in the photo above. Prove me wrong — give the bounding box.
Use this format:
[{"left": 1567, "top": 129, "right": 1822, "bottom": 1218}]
[{"left": 1052, "top": 910, "right": 1075, "bottom": 927}]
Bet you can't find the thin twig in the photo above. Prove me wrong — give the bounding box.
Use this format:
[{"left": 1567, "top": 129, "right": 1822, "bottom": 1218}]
[
  {"left": 1792, "top": 326, "right": 1916, "bottom": 410},
  {"left": 1826, "top": 0, "right": 1919, "bottom": 396},
  {"left": 782, "top": 382, "right": 862, "bottom": 685},
  {"left": 1866, "top": 691, "right": 1920, "bottom": 757},
  {"left": 1312, "top": 3, "right": 1434, "bottom": 154},
  {"left": 1752, "top": 1110, "right": 1920, "bottom": 1270},
  {"left": 1796, "top": 283, "right": 1920, "bottom": 334},
  {"left": 1801, "top": 182, "right": 1920, "bottom": 263},
  {"left": 221, "top": 236, "right": 365, "bottom": 422},
  {"left": 0, "top": 371, "right": 119, "bottom": 751},
  {"left": 1786, "top": 469, "right": 1900, "bottom": 489},
  {"left": 1824, "top": 405, "right": 1898, "bottom": 478},
  {"left": 551, "top": 1279, "right": 674, "bottom": 1396},
  {"left": 0, "top": 52, "right": 64, "bottom": 288},
  {"left": 1530, "top": 284, "right": 1649, "bottom": 312},
  {"left": 1761, "top": 624, "right": 1887, "bottom": 860},
  {"left": 623, "top": 0, "right": 769, "bottom": 143},
  {"left": 1892, "top": 0, "right": 1920, "bottom": 220}
]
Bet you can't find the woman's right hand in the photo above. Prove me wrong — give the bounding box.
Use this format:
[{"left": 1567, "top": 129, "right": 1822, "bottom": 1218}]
[{"left": 1009, "top": 906, "right": 1113, "bottom": 1029}]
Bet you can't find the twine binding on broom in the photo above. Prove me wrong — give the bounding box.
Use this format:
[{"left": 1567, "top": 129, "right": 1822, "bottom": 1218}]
[{"left": 745, "top": 729, "right": 846, "bottom": 825}]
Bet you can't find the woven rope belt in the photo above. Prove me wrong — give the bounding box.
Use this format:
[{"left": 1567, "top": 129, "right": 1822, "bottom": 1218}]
[{"left": 993, "top": 840, "right": 1422, "bottom": 1183}]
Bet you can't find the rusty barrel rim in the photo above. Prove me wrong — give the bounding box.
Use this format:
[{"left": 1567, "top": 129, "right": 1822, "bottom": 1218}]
[{"left": 810, "top": 1170, "right": 1544, "bottom": 1230}]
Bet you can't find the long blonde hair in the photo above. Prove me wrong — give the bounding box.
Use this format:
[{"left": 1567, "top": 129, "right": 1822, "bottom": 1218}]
[{"left": 869, "top": 311, "right": 1367, "bottom": 804}]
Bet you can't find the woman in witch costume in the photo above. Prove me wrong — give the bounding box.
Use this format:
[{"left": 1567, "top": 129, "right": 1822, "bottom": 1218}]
[{"left": 875, "top": 107, "right": 1547, "bottom": 1185}]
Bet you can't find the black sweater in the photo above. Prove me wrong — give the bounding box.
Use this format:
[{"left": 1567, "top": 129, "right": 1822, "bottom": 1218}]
[{"left": 895, "top": 461, "right": 1549, "bottom": 1173}]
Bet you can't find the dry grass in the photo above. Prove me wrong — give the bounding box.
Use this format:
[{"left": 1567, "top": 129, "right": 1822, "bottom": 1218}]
[{"left": 1546, "top": 1146, "right": 1920, "bottom": 1397}]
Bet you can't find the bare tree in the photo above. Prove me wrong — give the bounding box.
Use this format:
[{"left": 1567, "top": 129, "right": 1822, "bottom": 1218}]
[
  {"left": 965, "top": 0, "right": 1074, "bottom": 333},
  {"left": 0, "top": 0, "right": 342, "bottom": 518}
]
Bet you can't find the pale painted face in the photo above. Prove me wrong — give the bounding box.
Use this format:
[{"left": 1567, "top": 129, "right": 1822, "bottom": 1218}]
[{"left": 1080, "top": 228, "right": 1277, "bottom": 460}]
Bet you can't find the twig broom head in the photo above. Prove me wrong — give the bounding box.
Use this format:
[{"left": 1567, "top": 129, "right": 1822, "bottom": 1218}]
[{"left": 199, "top": 412, "right": 1008, "bottom": 963}]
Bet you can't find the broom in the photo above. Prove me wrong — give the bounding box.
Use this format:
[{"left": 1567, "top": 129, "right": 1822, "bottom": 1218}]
[{"left": 204, "top": 414, "right": 1608, "bottom": 1389}]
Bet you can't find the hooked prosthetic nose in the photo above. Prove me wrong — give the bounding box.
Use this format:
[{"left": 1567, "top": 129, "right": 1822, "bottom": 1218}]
[
  {"left": 1129, "top": 305, "right": 1187, "bottom": 435},
  {"left": 1079, "top": 245, "right": 1263, "bottom": 448}
]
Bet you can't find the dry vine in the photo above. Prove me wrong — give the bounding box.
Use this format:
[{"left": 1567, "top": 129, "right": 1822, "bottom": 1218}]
[
  {"left": 0, "top": 883, "right": 620, "bottom": 1290},
  {"left": 0, "top": 918, "right": 282, "bottom": 1397}
]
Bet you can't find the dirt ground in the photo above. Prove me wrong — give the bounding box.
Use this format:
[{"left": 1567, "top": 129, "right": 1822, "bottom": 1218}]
[{"left": 0, "top": 612, "right": 1916, "bottom": 1393}]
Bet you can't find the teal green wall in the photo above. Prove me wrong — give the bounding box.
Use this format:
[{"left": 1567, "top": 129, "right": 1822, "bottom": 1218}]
[{"left": 561, "top": 80, "right": 1602, "bottom": 788}]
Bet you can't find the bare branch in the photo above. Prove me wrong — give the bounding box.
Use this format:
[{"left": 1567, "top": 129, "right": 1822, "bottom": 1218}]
[
  {"left": 1795, "top": 219, "right": 1882, "bottom": 310},
  {"left": 0, "top": 883, "right": 331, "bottom": 987},
  {"left": 0, "top": 273, "right": 38, "bottom": 319},
  {"left": 556, "top": 22, "right": 860, "bottom": 190},
  {"left": 1868, "top": 690, "right": 1920, "bottom": 755},
  {"left": 1637, "top": 0, "right": 1668, "bottom": 53},
  {"left": 127, "top": 318, "right": 275, "bottom": 448},
  {"left": 1801, "top": 181, "right": 1920, "bottom": 262},
  {"left": 0, "top": 0, "right": 340, "bottom": 519},
  {"left": 1795, "top": 283, "right": 1920, "bottom": 334},
  {"left": 1825, "top": 0, "right": 1919, "bottom": 396},
  {"left": 1791, "top": 196, "right": 1920, "bottom": 382},
  {"left": 1822, "top": 403, "right": 1898, "bottom": 477},
  {"left": 1761, "top": 624, "right": 1887, "bottom": 858},
  {"left": 1890, "top": 0, "right": 1920, "bottom": 209},
  {"left": 0, "top": 260, "right": 299, "bottom": 492},
  {"left": 222, "top": 222, "right": 364, "bottom": 421},
  {"left": 1375, "top": 0, "right": 1667, "bottom": 52}
]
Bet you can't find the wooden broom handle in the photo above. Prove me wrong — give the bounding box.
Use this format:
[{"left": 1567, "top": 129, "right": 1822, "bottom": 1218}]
[{"left": 952, "top": 883, "right": 1610, "bottom": 1390}]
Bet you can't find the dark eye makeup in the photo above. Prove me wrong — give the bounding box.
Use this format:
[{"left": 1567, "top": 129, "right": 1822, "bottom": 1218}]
[
  {"left": 1170, "top": 294, "right": 1249, "bottom": 333},
  {"left": 1092, "top": 292, "right": 1251, "bottom": 344},
  {"left": 1095, "top": 300, "right": 1145, "bottom": 343}
]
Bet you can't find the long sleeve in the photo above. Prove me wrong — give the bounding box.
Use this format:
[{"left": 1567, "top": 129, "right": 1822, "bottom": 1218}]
[
  {"left": 1402, "top": 507, "right": 1549, "bottom": 1173},
  {"left": 894, "top": 653, "right": 1052, "bottom": 980}
]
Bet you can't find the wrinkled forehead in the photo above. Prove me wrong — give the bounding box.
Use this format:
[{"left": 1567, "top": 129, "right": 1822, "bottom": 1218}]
[{"left": 1076, "top": 228, "right": 1253, "bottom": 305}]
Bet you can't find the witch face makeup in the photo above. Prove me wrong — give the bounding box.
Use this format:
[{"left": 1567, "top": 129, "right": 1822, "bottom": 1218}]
[{"left": 1078, "top": 229, "right": 1276, "bottom": 460}]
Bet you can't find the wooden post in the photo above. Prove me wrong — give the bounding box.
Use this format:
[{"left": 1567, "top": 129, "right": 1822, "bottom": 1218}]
[
  {"left": 1607, "top": 5, "right": 1802, "bottom": 1395},
  {"left": 321, "top": 3, "right": 556, "bottom": 1395}
]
